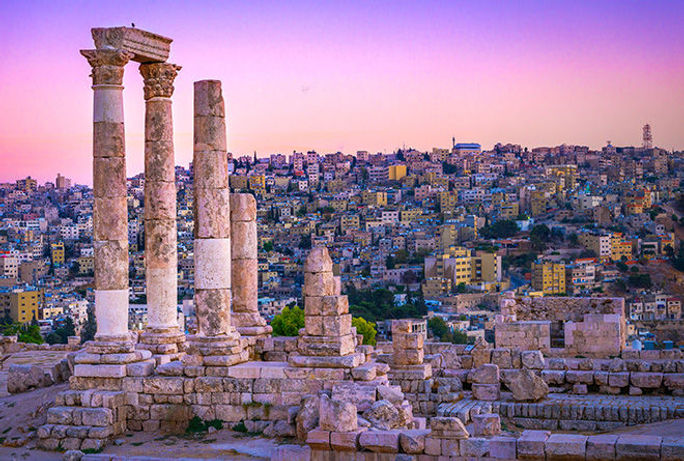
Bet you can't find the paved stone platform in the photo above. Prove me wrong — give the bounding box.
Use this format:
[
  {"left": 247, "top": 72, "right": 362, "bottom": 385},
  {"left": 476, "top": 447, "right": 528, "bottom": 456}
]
[{"left": 438, "top": 392, "right": 684, "bottom": 431}]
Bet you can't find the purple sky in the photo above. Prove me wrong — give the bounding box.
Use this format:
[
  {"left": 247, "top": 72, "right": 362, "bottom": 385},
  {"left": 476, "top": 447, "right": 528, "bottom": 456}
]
[{"left": 0, "top": 0, "right": 683, "bottom": 184}]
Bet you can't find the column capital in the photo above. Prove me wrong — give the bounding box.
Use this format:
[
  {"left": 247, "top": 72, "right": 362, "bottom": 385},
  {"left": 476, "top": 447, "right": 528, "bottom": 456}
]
[
  {"left": 140, "top": 62, "right": 182, "bottom": 100},
  {"left": 80, "top": 48, "right": 134, "bottom": 85}
]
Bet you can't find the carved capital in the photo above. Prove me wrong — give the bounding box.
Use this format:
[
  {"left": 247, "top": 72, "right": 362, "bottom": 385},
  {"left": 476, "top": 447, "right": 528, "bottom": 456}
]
[
  {"left": 80, "top": 49, "right": 134, "bottom": 85},
  {"left": 140, "top": 63, "right": 182, "bottom": 100}
]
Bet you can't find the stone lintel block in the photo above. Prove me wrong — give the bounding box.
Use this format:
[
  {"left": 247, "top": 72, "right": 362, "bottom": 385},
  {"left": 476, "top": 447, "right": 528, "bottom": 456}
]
[
  {"left": 144, "top": 181, "right": 176, "bottom": 220},
  {"left": 93, "top": 121, "right": 125, "bottom": 158},
  {"left": 517, "top": 430, "right": 551, "bottom": 460},
  {"left": 545, "top": 433, "right": 588, "bottom": 460},
  {"left": 93, "top": 157, "right": 126, "bottom": 198},
  {"left": 92, "top": 27, "right": 171, "bottom": 63},
  {"left": 74, "top": 364, "right": 127, "bottom": 378},
  {"left": 230, "top": 193, "right": 257, "bottom": 222},
  {"left": 586, "top": 434, "right": 618, "bottom": 461},
  {"left": 194, "top": 116, "right": 227, "bottom": 153},
  {"left": 615, "top": 435, "right": 662, "bottom": 461},
  {"left": 359, "top": 429, "right": 400, "bottom": 453},
  {"left": 194, "top": 80, "right": 225, "bottom": 117},
  {"left": 306, "top": 428, "right": 331, "bottom": 450}
]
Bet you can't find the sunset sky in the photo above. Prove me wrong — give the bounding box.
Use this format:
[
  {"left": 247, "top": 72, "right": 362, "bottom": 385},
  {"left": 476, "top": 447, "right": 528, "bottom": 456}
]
[{"left": 1, "top": 0, "right": 682, "bottom": 184}]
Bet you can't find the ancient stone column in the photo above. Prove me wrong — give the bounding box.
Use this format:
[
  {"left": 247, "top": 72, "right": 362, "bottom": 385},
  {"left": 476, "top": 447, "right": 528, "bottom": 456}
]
[
  {"left": 186, "top": 80, "right": 246, "bottom": 368},
  {"left": 291, "top": 246, "right": 364, "bottom": 369},
  {"left": 138, "top": 62, "right": 185, "bottom": 360},
  {"left": 231, "top": 193, "right": 271, "bottom": 338},
  {"left": 81, "top": 48, "right": 134, "bottom": 344}
]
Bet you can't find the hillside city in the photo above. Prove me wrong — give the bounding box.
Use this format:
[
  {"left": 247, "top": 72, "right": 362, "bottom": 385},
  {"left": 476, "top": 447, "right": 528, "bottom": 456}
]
[{"left": 2, "top": 126, "right": 683, "bottom": 347}]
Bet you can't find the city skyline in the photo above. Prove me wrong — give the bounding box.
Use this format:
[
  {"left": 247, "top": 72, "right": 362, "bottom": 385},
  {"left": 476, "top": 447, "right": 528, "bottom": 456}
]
[{"left": 1, "top": 0, "right": 683, "bottom": 184}]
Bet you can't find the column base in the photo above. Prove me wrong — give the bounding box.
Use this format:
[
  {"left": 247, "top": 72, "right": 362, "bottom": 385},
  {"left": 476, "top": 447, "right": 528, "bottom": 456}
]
[
  {"left": 138, "top": 326, "right": 186, "bottom": 364},
  {"left": 183, "top": 329, "right": 249, "bottom": 370}
]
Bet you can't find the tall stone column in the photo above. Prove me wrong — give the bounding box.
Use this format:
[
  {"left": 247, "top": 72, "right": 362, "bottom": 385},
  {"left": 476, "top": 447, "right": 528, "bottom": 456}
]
[
  {"left": 186, "top": 80, "right": 247, "bottom": 369},
  {"left": 138, "top": 62, "right": 185, "bottom": 361},
  {"left": 81, "top": 48, "right": 134, "bottom": 345},
  {"left": 231, "top": 193, "right": 271, "bottom": 340}
]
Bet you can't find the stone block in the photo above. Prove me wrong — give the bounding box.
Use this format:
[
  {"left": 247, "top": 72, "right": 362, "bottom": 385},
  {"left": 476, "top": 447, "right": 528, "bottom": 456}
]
[
  {"left": 399, "top": 429, "right": 429, "bottom": 454},
  {"left": 472, "top": 383, "right": 500, "bottom": 401},
  {"left": 521, "top": 350, "right": 545, "bottom": 369},
  {"left": 630, "top": 372, "right": 663, "bottom": 388},
  {"left": 330, "top": 430, "right": 362, "bottom": 451},
  {"left": 319, "top": 394, "right": 357, "bottom": 432},
  {"left": 143, "top": 377, "right": 184, "bottom": 394},
  {"left": 424, "top": 437, "right": 441, "bottom": 456},
  {"left": 608, "top": 372, "right": 629, "bottom": 388},
  {"left": 359, "top": 430, "right": 400, "bottom": 453},
  {"left": 542, "top": 370, "right": 566, "bottom": 385},
  {"left": 74, "top": 364, "right": 126, "bottom": 378},
  {"left": 306, "top": 429, "right": 331, "bottom": 450},
  {"left": 489, "top": 436, "right": 516, "bottom": 459},
  {"left": 517, "top": 430, "right": 550, "bottom": 460},
  {"left": 662, "top": 437, "right": 684, "bottom": 461},
  {"left": 545, "top": 433, "right": 587, "bottom": 460},
  {"left": 587, "top": 434, "right": 618, "bottom": 461},
  {"left": 615, "top": 435, "right": 662, "bottom": 461},
  {"left": 127, "top": 360, "right": 155, "bottom": 377},
  {"left": 441, "top": 438, "right": 460, "bottom": 456},
  {"left": 472, "top": 413, "right": 501, "bottom": 436},
  {"left": 429, "top": 416, "right": 469, "bottom": 439},
  {"left": 472, "top": 363, "right": 500, "bottom": 384},
  {"left": 304, "top": 246, "right": 334, "bottom": 273},
  {"left": 460, "top": 437, "right": 489, "bottom": 457},
  {"left": 566, "top": 370, "right": 593, "bottom": 384}
]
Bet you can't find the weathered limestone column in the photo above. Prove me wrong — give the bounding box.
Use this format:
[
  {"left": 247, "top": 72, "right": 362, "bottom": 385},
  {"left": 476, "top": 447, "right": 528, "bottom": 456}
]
[
  {"left": 138, "top": 62, "right": 185, "bottom": 361},
  {"left": 185, "top": 80, "right": 247, "bottom": 369},
  {"left": 80, "top": 48, "right": 134, "bottom": 345},
  {"left": 231, "top": 193, "right": 271, "bottom": 339}
]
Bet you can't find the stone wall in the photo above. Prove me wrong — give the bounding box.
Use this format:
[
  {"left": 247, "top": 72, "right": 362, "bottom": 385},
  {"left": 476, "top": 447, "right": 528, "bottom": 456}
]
[{"left": 495, "top": 321, "right": 551, "bottom": 353}]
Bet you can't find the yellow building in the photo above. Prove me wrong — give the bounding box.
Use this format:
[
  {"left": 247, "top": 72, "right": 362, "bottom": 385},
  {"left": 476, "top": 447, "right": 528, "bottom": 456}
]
[
  {"left": 496, "top": 202, "right": 520, "bottom": 220},
  {"left": 610, "top": 233, "right": 632, "bottom": 261},
  {"left": 78, "top": 256, "right": 95, "bottom": 274},
  {"left": 9, "top": 289, "right": 43, "bottom": 323},
  {"left": 248, "top": 175, "right": 266, "bottom": 191},
  {"left": 545, "top": 164, "right": 578, "bottom": 190},
  {"left": 362, "top": 191, "right": 387, "bottom": 207},
  {"left": 531, "top": 262, "right": 566, "bottom": 295},
  {"left": 400, "top": 208, "right": 422, "bottom": 225},
  {"left": 471, "top": 251, "right": 501, "bottom": 284},
  {"left": 51, "top": 242, "right": 65, "bottom": 266},
  {"left": 388, "top": 165, "right": 407, "bottom": 181},
  {"left": 438, "top": 191, "right": 459, "bottom": 213},
  {"left": 422, "top": 277, "right": 452, "bottom": 299}
]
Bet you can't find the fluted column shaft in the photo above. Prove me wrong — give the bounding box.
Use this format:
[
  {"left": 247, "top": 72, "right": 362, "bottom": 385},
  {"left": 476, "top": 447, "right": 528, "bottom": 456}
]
[
  {"left": 81, "top": 48, "right": 133, "bottom": 341},
  {"left": 193, "top": 80, "right": 233, "bottom": 337},
  {"left": 140, "top": 62, "right": 181, "bottom": 331}
]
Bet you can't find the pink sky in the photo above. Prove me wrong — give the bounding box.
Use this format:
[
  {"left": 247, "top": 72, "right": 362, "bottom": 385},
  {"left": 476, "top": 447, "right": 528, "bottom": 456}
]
[{"left": 0, "top": 1, "right": 683, "bottom": 184}]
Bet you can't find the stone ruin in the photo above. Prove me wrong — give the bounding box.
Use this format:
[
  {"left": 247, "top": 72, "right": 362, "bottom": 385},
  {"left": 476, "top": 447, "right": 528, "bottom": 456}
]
[{"left": 15, "top": 26, "right": 683, "bottom": 460}]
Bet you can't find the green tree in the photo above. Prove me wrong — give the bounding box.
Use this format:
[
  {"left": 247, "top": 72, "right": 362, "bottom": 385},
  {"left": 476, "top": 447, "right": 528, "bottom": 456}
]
[
  {"left": 271, "top": 305, "right": 305, "bottom": 337},
  {"left": 427, "top": 316, "right": 449, "bottom": 339},
  {"left": 352, "top": 317, "right": 376, "bottom": 346},
  {"left": 480, "top": 220, "right": 519, "bottom": 239},
  {"left": 81, "top": 304, "right": 97, "bottom": 343},
  {"left": 263, "top": 241, "right": 274, "bottom": 252}
]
